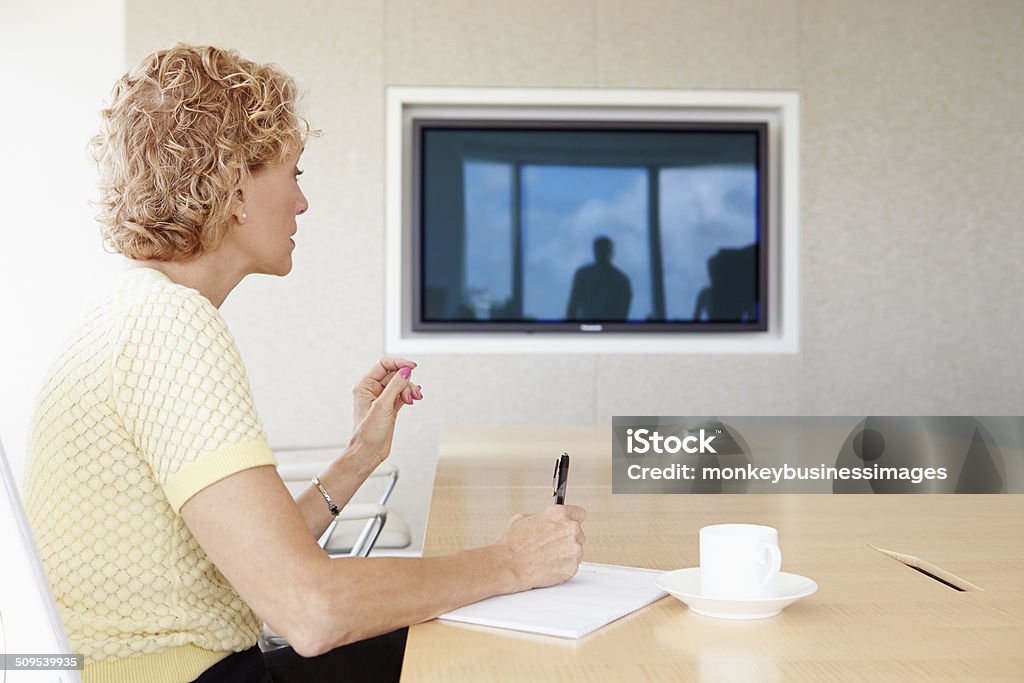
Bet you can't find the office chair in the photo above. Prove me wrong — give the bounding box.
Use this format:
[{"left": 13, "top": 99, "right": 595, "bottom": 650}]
[
  {"left": 276, "top": 459, "right": 412, "bottom": 554},
  {"left": 320, "top": 463, "right": 412, "bottom": 557},
  {"left": 258, "top": 458, "right": 410, "bottom": 651},
  {"left": 276, "top": 460, "right": 397, "bottom": 556}
]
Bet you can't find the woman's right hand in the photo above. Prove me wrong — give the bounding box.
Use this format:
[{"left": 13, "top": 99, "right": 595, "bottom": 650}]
[{"left": 495, "top": 504, "right": 587, "bottom": 590}]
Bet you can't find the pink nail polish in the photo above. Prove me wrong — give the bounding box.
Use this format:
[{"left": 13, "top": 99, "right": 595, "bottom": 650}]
[
  {"left": 414, "top": 390, "right": 422, "bottom": 399},
  {"left": 399, "top": 367, "right": 411, "bottom": 378}
]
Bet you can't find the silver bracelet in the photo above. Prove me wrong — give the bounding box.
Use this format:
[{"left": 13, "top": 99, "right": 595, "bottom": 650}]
[{"left": 311, "top": 476, "right": 340, "bottom": 517}]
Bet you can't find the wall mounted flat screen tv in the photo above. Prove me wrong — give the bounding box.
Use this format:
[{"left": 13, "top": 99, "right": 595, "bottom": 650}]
[{"left": 412, "top": 120, "right": 768, "bottom": 333}]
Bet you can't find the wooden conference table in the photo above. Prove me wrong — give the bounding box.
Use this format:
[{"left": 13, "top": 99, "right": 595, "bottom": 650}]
[{"left": 400, "top": 426, "right": 1024, "bottom": 682}]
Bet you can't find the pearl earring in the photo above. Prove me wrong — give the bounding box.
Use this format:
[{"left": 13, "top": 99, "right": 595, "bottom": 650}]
[{"left": 242, "top": 212, "right": 247, "bottom": 220}]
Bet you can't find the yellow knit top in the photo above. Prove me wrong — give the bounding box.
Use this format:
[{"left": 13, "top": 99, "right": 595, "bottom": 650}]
[{"left": 23, "top": 267, "right": 278, "bottom": 683}]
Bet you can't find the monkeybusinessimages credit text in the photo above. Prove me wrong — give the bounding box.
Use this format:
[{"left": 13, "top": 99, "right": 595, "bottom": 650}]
[{"left": 621, "top": 428, "right": 948, "bottom": 485}]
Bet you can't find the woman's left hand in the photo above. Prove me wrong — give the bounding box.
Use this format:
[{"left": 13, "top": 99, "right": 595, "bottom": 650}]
[
  {"left": 351, "top": 357, "right": 422, "bottom": 428},
  {"left": 349, "top": 363, "right": 421, "bottom": 466}
]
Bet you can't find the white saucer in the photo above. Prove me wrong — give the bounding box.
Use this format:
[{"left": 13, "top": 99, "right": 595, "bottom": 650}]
[{"left": 655, "top": 568, "right": 817, "bottom": 620}]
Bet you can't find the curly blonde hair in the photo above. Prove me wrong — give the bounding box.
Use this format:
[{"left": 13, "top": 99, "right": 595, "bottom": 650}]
[{"left": 89, "top": 43, "right": 319, "bottom": 261}]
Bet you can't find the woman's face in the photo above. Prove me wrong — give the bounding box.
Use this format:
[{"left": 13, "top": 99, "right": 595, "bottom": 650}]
[{"left": 233, "top": 147, "right": 309, "bottom": 276}]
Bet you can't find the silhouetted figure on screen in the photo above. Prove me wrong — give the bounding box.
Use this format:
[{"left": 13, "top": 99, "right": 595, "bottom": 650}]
[
  {"left": 693, "top": 244, "right": 758, "bottom": 322},
  {"left": 566, "top": 236, "right": 632, "bottom": 321}
]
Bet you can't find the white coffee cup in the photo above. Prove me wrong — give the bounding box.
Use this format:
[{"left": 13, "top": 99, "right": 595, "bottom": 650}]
[{"left": 699, "top": 523, "right": 782, "bottom": 599}]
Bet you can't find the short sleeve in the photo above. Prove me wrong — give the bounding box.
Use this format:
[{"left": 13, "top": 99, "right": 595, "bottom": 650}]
[{"left": 112, "top": 288, "right": 277, "bottom": 514}]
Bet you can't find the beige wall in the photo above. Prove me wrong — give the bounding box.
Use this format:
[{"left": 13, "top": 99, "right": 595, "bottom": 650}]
[{"left": 126, "top": 0, "right": 1024, "bottom": 548}]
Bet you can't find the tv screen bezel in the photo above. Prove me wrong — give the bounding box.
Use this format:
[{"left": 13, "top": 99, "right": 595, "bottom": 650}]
[{"left": 410, "top": 118, "right": 769, "bottom": 334}]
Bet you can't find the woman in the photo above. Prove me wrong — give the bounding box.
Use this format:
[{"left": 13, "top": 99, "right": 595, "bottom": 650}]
[{"left": 22, "top": 43, "right": 586, "bottom": 683}]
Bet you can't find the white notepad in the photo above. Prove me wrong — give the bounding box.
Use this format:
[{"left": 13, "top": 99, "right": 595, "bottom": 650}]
[{"left": 437, "top": 562, "right": 667, "bottom": 638}]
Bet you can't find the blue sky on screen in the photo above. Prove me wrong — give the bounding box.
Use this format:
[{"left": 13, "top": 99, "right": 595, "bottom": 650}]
[
  {"left": 463, "top": 162, "right": 513, "bottom": 317},
  {"left": 463, "top": 161, "right": 757, "bottom": 321},
  {"left": 660, "top": 166, "right": 758, "bottom": 319},
  {"left": 522, "top": 166, "right": 649, "bottom": 320}
]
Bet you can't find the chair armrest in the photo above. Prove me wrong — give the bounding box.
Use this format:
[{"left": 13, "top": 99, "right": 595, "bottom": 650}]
[
  {"left": 275, "top": 461, "right": 330, "bottom": 481},
  {"left": 317, "top": 503, "right": 388, "bottom": 558},
  {"left": 367, "top": 464, "right": 399, "bottom": 505},
  {"left": 367, "top": 463, "right": 398, "bottom": 479},
  {"left": 277, "top": 461, "right": 399, "bottom": 506},
  {"left": 335, "top": 502, "right": 387, "bottom": 522}
]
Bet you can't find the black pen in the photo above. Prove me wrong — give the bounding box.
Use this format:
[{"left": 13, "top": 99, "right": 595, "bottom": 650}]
[{"left": 552, "top": 452, "right": 570, "bottom": 505}]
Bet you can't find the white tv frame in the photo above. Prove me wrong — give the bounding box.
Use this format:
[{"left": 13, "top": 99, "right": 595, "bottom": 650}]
[{"left": 384, "top": 87, "right": 800, "bottom": 355}]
